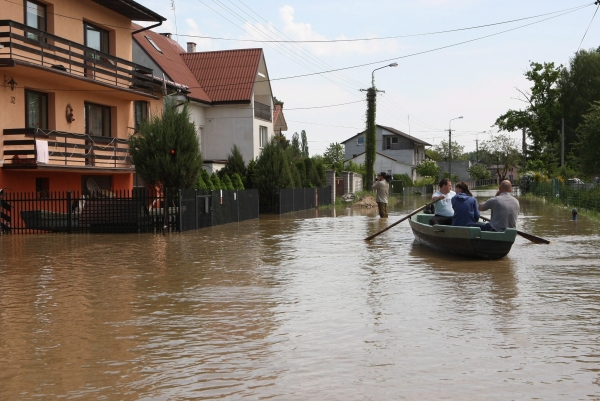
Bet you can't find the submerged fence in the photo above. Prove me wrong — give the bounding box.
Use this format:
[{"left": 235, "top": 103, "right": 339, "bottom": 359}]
[
  {"left": 0, "top": 188, "right": 259, "bottom": 235},
  {"left": 276, "top": 186, "right": 332, "bottom": 214},
  {"left": 526, "top": 180, "right": 600, "bottom": 215}
]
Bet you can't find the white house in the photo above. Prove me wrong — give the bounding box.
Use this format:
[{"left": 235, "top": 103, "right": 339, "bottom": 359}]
[
  {"left": 342, "top": 125, "right": 431, "bottom": 181},
  {"left": 133, "top": 29, "right": 281, "bottom": 173}
]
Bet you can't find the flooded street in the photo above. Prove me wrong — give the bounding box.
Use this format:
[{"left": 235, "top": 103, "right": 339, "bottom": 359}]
[{"left": 1, "top": 192, "right": 600, "bottom": 400}]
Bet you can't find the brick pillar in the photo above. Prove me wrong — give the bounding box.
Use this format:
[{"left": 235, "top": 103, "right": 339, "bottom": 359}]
[
  {"left": 341, "top": 171, "right": 350, "bottom": 194},
  {"left": 326, "top": 170, "right": 336, "bottom": 200}
]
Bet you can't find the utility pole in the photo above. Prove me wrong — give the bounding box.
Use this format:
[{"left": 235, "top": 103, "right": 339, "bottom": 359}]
[
  {"left": 475, "top": 139, "right": 479, "bottom": 163},
  {"left": 561, "top": 117, "right": 565, "bottom": 167},
  {"left": 447, "top": 116, "right": 463, "bottom": 179}
]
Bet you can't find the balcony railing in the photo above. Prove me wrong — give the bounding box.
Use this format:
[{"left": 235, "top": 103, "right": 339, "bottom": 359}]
[
  {"left": 0, "top": 20, "right": 154, "bottom": 94},
  {"left": 254, "top": 101, "right": 272, "bottom": 121},
  {"left": 3, "top": 128, "right": 132, "bottom": 169}
]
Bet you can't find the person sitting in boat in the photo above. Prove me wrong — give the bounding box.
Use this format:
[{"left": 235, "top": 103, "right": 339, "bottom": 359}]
[
  {"left": 451, "top": 181, "right": 480, "bottom": 226},
  {"left": 429, "top": 178, "right": 455, "bottom": 226},
  {"left": 468, "top": 180, "right": 519, "bottom": 232}
]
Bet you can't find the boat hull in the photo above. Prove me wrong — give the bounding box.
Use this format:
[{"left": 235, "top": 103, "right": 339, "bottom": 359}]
[{"left": 409, "top": 214, "right": 516, "bottom": 259}]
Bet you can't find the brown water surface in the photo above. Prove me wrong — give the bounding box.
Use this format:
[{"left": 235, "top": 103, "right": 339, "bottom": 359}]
[{"left": 1, "top": 192, "right": 600, "bottom": 400}]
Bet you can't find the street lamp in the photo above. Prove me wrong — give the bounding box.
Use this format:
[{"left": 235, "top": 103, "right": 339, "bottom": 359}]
[
  {"left": 372, "top": 62, "right": 398, "bottom": 87},
  {"left": 448, "top": 116, "right": 463, "bottom": 179}
]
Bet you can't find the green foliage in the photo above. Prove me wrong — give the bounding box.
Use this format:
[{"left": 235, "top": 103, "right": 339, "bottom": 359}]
[
  {"left": 220, "top": 145, "right": 246, "bottom": 185},
  {"left": 344, "top": 160, "right": 366, "bottom": 177},
  {"left": 290, "top": 133, "right": 302, "bottom": 160},
  {"left": 300, "top": 130, "right": 309, "bottom": 158},
  {"left": 495, "top": 61, "right": 562, "bottom": 163},
  {"left": 426, "top": 149, "right": 442, "bottom": 161},
  {"left": 431, "top": 140, "right": 466, "bottom": 161},
  {"left": 231, "top": 173, "right": 244, "bottom": 190},
  {"left": 415, "top": 160, "right": 440, "bottom": 179},
  {"left": 414, "top": 177, "right": 435, "bottom": 186},
  {"left": 393, "top": 173, "right": 413, "bottom": 187},
  {"left": 273, "top": 96, "right": 284, "bottom": 107},
  {"left": 254, "top": 139, "right": 295, "bottom": 211},
  {"left": 309, "top": 156, "right": 326, "bottom": 187},
  {"left": 221, "top": 173, "right": 235, "bottom": 190},
  {"left": 245, "top": 159, "right": 257, "bottom": 189},
  {"left": 468, "top": 164, "right": 492, "bottom": 180},
  {"left": 576, "top": 101, "right": 600, "bottom": 175},
  {"left": 195, "top": 173, "right": 208, "bottom": 190},
  {"left": 210, "top": 173, "right": 223, "bottom": 190},
  {"left": 441, "top": 172, "right": 460, "bottom": 182},
  {"left": 365, "top": 88, "right": 377, "bottom": 189},
  {"left": 480, "top": 133, "right": 521, "bottom": 181},
  {"left": 323, "top": 142, "right": 345, "bottom": 173},
  {"left": 128, "top": 101, "right": 202, "bottom": 190},
  {"left": 201, "top": 169, "right": 215, "bottom": 190}
]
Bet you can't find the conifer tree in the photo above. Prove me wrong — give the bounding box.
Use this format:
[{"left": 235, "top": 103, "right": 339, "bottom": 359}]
[
  {"left": 222, "top": 173, "right": 235, "bottom": 190},
  {"left": 255, "top": 139, "right": 294, "bottom": 211},
  {"left": 211, "top": 173, "right": 223, "bottom": 190},
  {"left": 195, "top": 174, "right": 208, "bottom": 190},
  {"left": 231, "top": 173, "right": 245, "bottom": 190},
  {"left": 202, "top": 169, "right": 215, "bottom": 190}
]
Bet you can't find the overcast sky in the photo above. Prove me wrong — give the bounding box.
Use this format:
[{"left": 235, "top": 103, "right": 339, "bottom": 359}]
[{"left": 138, "top": 0, "right": 600, "bottom": 156}]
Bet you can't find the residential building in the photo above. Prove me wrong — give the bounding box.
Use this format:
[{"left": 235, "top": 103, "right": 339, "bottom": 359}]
[
  {"left": 0, "top": 0, "right": 168, "bottom": 194},
  {"left": 342, "top": 125, "right": 431, "bottom": 181},
  {"left": 132, "top": 29, "right": 281, "bottom": 173}
]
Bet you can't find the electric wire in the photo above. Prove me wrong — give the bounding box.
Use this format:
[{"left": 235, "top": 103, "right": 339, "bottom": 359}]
[{"left": 576, "top": 2, "right": 600, "bottom": 51}]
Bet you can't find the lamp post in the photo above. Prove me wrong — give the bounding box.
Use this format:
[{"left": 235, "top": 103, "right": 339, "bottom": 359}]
[
  {"left": 362, "top": 62, "right": 398, "bottom": 189},
  {"left": 448, "top": 116, "right": 463, "bottom": 179}
]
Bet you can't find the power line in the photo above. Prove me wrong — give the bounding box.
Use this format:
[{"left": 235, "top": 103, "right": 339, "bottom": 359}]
[
  {"left": 577, "top": 2, "right": 600, "bottom": 51},
  {"left": 174, "top": 3, "right": 593, "bottom": 43}
]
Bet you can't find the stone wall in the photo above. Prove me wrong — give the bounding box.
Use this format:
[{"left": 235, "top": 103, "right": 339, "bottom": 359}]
[{"left": 437, "top": 161, "right": 472, "bottom": 182}]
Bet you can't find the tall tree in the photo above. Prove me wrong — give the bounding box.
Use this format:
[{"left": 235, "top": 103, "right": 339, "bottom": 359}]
[
  {"left": 254, "top": 139, "right": 295, "bottom": 211},
  {"left": 575, "top": 101, "right": 600, "bottom": 175},
  {"left": 480, "top": 133, "right": 521, "bottom": 181},
  {"left": 495, "top": 61, "right": 562, "bottom": 164},
  {"left": 220, "top": 145, "right": 246, "bottom": 184},
  {"left": 431, "top": 140, "right": 466, "bottom": 161},
  {"left": 290, "top": 132, "right": 302, "bottom": 160},
  {"left": 559, "top": 47, "right": 600, "bottom": 157},
  {"left": 364, "top": 88, "right": 377, "bottom": 189},
  {"left": 300, "top": 130, "right": 309, "bottom": 158},
  {"left": 323, "top": 142, "right": 345, "bottom": 173}
]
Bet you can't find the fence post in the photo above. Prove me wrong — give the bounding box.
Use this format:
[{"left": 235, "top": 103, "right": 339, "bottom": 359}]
[
  {"left": 67, "top": 191, "right": 72, "bottom": 234},
  {"left": 177, "top": 189, "right": 183, "bottom": 233},
  {"left": 195, "top": 189, "right": 198, "bottom": 230}
]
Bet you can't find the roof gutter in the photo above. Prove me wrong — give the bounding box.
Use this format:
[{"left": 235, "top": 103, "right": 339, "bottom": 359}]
[{"left": 132, "top": 21, "right": 162, "bottom": 35}]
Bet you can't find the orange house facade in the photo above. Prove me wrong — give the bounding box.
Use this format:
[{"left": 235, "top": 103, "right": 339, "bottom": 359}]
[{"left": 0, "top": 0, "right": 166, "bottom": 194}]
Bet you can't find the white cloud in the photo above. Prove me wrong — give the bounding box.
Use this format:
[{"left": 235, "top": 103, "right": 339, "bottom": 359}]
[{"left": 185, "top": 18, "right": 215, "bottom": 52}]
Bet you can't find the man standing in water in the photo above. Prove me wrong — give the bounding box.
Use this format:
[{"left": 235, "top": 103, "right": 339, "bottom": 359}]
[
  {"left": 469, "top": 180, "right": 520, "bottom": 232},
  {"left": 372, "top": 172, "right": 389, "bottom": 218}
]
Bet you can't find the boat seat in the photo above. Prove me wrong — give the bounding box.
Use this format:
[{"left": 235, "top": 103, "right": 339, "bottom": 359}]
[
  {"left": 415, "top": 214, "right": 433, "bottom": 224},
  {"left": 480, "top": 228, "right": 517, "bottom": 242}
]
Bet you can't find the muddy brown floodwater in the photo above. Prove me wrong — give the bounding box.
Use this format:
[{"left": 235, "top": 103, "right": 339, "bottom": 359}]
[{"left": 1, "top": 191, "right": 600, "bottom": 400}]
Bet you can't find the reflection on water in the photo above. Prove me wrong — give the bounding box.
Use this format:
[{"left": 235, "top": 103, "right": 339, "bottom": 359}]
[{"left": 1, "top": 194, "right": 600, "bottom": 400}]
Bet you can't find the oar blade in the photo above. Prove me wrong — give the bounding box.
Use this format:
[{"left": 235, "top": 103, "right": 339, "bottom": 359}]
[{"left": 517, "top": 230, "right": 550, "bottom": 244}]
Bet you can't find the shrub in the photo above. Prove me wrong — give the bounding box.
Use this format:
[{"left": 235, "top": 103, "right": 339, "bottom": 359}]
[
  {"left": 222, "top": 173, "right": 235, "bottom": 190},
  {"left": 231, "top": 173, "right": 244, "bottom": 190},
  {"left": 195, "top": 174, "right": 207, "bottom": 190},
  {"left": 202, "top": 170, "right": 215, "bottom": 190},
  {"left": 211, "top": 173, "right": 223, "bottom": 189}
]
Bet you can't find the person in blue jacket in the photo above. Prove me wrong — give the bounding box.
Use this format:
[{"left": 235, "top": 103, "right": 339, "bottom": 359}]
[{"left": 451, "top": 181, "right": 480, "bottom": 226}]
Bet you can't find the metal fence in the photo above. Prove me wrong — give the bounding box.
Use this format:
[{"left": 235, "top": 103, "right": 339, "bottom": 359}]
[
  {"left": 525, "top": 180, "right": 600, "bottom": 215},
  {"left": 0, "top": 188, "right": 260, "bottom": 235},
  {"left": 275, "top": 186, "right": 332, "bottom": 214}
]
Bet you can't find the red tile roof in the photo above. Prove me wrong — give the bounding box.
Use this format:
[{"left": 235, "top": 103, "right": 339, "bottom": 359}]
[
  {"left": 181, "top": 49, "right": 263, "bottom": 104},
  {"left": 133, "top": 26, "right": 210, "bottom": 103}
]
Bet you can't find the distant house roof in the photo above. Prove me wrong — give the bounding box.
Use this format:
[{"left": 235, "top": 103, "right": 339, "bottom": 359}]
[
  {"left": 341, "top": 124, "right": 431, "bottom": 146},
  {"left": 93, "top": 0, "right": 165, "bottom": 22},
  {"left": 133, "top": 26, "right": 210, "bottom": 103},
  {"left": 273, "top": 104, "right": 287, "bottom": 132},
  {"left": 181, "top": 49, "right": 263, "bottom": 104}
]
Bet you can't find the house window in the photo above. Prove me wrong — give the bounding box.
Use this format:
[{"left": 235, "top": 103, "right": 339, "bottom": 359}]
[
  {"left": 259, "top": 126, "right": 268, "bottom": 148},
  {"left": 134, "top": 101, "right": 148, "bottom": 131},
  {"left": 85, "top": 102, "right": 111, "bottom": 137},
  {"left": 24, "top": 0, "right": 46, "bottom": 41},
  {"left": 385, "top": 137, "right": 399, "bottom": 150},
  {"left": 145, "top": 36, "right": 163, "bottom": 53},
  {"left": 84, "top": 22, "right": 109, "bottom": 55},
  {"left": 357, "top": 136, "right": 365, "bottom": 146},
  {"left": 25, "top": 90, "right": 48, "bottom": 129},
  {"left": 36, "top": 177, "right": 49, "bottom": 198}
]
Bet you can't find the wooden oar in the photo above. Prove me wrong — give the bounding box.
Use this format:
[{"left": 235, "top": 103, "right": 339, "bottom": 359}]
[
  {"left": 364, "top": 199, "right": 439, "bottom": 241},
  {"left": 480, "top": 216, "right": 549, "bottom": 244}
]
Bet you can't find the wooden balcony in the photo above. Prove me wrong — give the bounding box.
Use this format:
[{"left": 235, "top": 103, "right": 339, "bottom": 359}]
[
  {"left": 0, "top": 20, "right": 155, "bottom": 95},
  {"left": 2, "top": 128, "right": 133, "bottom": 171}
]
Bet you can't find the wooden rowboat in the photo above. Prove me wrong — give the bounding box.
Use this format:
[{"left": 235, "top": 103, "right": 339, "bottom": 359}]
[{"left": 409, "top": 212, "right": 517, "bottom": 259}]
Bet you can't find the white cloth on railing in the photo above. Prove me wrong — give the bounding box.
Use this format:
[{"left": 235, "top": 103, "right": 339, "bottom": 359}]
[{"left": 36, "top": 140, "right": 49, "bottom": 164}]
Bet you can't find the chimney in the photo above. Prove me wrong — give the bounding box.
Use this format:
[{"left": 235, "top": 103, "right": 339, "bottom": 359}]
[
  {"left": 160, "top": 33, "right": 172, "bottom": 39},
  {"left": 187, "top": 42, "right": 197, "bottom": 53}
]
